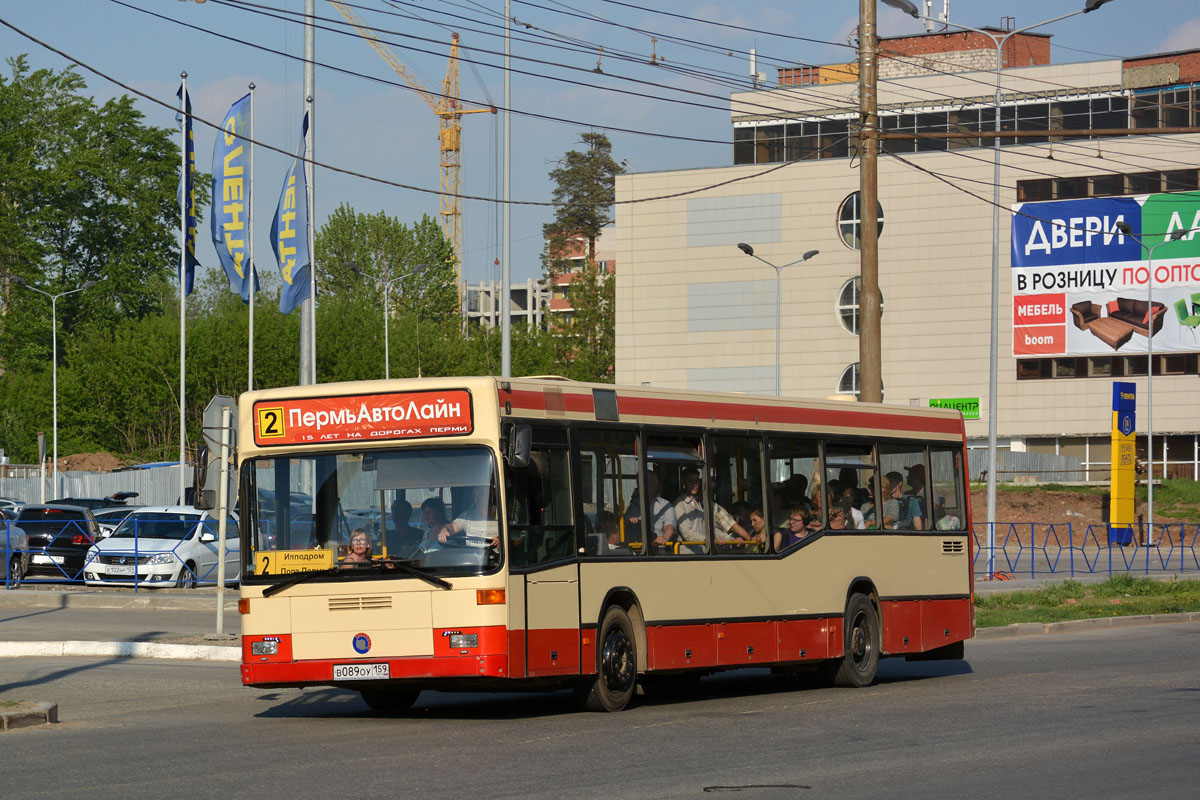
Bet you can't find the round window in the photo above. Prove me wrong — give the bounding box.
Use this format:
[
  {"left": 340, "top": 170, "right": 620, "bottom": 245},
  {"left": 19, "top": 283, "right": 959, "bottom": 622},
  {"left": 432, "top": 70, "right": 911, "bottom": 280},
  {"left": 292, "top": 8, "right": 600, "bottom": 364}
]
[
  {"left": 837, "top": 192, "right": 884, "bottom": 250},
  {"left": 836, "top": 277, "right": 884, "bottom": 335}
]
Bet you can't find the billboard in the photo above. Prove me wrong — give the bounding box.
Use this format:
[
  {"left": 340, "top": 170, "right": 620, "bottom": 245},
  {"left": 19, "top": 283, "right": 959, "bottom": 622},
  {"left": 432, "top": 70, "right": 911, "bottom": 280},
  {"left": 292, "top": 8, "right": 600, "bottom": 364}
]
[{"left": 1010, "top": 192, "right": 1200, "bottom": 357}]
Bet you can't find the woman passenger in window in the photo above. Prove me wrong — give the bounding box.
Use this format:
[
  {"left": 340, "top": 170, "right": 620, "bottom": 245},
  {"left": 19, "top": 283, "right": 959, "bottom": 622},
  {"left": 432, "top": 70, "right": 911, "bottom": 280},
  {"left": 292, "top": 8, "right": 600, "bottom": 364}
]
[
  {"left": 342, "top": 528, "right": 373, "bottom": 566},
  {"left": 774, "top": 506, "right": 812, "bottom": 552}
]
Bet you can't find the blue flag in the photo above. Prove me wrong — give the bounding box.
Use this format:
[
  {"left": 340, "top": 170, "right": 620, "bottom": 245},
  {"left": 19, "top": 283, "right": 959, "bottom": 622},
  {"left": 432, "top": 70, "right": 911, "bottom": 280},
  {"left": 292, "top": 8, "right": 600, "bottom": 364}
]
[
  {"left": 211, "top": 93, "right": 257, "bottom": 302},
  {"left": 176, "top": 83, "right": 199, "bottom": 296},
  {"left": 271, "top": 112, "right": 311, "bottom": 315}
]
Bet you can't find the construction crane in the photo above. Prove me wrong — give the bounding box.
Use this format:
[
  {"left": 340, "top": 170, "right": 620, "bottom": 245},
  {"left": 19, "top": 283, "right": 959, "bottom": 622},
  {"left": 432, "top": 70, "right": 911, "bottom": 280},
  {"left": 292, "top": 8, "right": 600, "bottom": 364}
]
[{"left": 329, "top": 1, "right": 495, "bottom": 312}]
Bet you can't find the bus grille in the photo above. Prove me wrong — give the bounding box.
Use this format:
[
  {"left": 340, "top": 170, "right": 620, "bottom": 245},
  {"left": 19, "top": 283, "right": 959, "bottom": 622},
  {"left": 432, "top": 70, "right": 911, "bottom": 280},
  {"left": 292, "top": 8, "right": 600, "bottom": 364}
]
[
  {"left": 328, "top": 596, "right": 392, "bottom": 611},
  {"left": 941, "top": 540, "right": 964, "bottom": 554}
]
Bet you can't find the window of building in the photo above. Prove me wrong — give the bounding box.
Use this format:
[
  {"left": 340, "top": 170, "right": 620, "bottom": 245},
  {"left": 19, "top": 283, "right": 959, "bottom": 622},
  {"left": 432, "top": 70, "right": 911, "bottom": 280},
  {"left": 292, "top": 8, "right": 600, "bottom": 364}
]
[
  {"left": 1165, "top": 169, "right": 1199, "bottom": 192},
  {"left": 1016, "top": 355, "right": 1198, "bottom": 381},
  {"left": 837, "top": 192, "right": 884, "bottom": 250},
  {"left": 1127, "top": 172, "right": 1161, "bottom": 194},
  {"left": 836, "top": 277, "right": 884, "bottom": 334},
  {"left": 1018, "top": 180, "right": 1052, "bottom": 202},
  {"left": 1091, "top": 174, "right": 1123, "bottom": 197},
  {"left": 838, "top": 363, "right": 860, "bottom": 399}
]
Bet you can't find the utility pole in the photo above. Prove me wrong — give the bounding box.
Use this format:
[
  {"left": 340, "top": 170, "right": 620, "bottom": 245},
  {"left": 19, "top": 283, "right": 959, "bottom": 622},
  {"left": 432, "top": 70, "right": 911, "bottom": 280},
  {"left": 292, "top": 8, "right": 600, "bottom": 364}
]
[
  {"left": 299, "top": 0, "right": 316, "bottom": 385},
  {"left": 857, "top": 0, "right": 883, "bottom": 403}
]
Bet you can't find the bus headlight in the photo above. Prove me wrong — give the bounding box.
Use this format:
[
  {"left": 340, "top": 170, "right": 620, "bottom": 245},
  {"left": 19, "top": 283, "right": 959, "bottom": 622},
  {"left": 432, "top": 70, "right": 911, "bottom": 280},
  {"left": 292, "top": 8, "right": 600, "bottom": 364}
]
[
  {"left": 250, "top": 640, "right": 278, "bottom": 656},
  {"left": 448, "top": 634, "right": 478, "bottom": 649}
]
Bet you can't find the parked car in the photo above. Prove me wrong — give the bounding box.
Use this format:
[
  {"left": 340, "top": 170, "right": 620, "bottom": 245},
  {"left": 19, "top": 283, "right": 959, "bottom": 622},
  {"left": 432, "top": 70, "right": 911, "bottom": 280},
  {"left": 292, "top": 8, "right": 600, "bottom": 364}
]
[
  {"left": 93, "top": 506, "right": 142, "bottom": 539},
  {"left": 84, "top": 506, "right": 240, "bottom": 589},
  {"left": 49, "top": 492, "right": 140, "bottom": 511},
  {"left": 15, "top": 504, "right": 102, "bottom": 580},
  {"left": 2, "top": 518, "right": 29, "bottom": 588}
]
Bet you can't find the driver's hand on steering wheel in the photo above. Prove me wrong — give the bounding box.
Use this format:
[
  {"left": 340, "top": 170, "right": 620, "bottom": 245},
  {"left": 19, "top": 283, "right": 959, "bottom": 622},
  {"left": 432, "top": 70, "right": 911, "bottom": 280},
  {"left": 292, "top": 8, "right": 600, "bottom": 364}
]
[{"left": 437, "top": 526, "right": 453, "bottom": 544}]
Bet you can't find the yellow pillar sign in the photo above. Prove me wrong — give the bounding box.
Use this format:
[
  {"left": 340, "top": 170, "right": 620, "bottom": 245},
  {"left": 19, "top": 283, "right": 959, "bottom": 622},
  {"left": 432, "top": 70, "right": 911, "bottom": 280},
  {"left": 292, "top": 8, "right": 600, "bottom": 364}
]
[{"left": 1109, "top": 382, "right": 1136, "bottom": 545}]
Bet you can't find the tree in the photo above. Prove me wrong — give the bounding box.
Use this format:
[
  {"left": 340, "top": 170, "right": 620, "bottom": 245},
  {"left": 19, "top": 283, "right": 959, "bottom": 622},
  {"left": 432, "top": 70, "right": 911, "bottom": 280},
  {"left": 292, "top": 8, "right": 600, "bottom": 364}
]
[
  {"left": 314, "top": 205, "right": 458, "bottom": 322},
  {"left": 541, "top": 131, "right": 624, "bottom": 277},
  {"left": 540, "top": 132, "right": 622, "bottom": 381},
  {"left": 0, "top": 56, "right": 202, "bottom": 374}
]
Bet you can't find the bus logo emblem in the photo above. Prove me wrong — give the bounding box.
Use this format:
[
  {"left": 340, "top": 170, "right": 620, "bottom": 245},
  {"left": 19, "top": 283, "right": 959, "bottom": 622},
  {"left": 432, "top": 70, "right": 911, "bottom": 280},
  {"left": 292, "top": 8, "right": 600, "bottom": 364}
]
[{"left": 352, "top": 633, "right": 371, "bottom": 654}]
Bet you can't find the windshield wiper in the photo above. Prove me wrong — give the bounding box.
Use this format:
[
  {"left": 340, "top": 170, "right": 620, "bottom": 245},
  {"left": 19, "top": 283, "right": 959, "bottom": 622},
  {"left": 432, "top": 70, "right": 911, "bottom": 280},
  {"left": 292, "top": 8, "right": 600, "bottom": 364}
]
[{"left": 261, "top": 558, "right": 451, "bottom": 598}]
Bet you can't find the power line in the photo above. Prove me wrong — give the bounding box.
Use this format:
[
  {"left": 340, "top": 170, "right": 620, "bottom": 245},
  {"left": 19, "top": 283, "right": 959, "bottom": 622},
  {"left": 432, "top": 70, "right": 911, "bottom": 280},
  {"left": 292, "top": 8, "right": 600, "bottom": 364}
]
[{"left": 0, "top": 13, "right": 853, "bottom": 212}]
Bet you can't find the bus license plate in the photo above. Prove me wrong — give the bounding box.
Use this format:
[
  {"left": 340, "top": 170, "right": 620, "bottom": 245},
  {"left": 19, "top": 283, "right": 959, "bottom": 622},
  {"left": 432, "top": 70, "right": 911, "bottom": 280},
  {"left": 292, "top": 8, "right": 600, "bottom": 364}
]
[{"left": 333, "top": 663, "right": 390, "bottom": 681}]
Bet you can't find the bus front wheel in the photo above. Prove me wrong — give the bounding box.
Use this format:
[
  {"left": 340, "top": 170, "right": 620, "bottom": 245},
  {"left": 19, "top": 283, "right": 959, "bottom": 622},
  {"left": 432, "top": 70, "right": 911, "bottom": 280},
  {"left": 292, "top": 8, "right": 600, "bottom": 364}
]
[
  {"left": 822, "top": 592, "right": 880, "bottom": 688},
  {"left": 576, "top": 606, "right": 637, "bottom": 712},
  {"left": 360, "top": 687, "right": 420, "bottom": 714}
]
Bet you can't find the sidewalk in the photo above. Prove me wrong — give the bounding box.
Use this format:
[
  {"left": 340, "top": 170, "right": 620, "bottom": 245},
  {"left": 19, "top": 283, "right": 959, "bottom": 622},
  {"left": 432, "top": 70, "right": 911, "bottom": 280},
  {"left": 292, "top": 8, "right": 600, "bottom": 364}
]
[{"left": 0, "top": 586, "right": 239, "bottom": 662}]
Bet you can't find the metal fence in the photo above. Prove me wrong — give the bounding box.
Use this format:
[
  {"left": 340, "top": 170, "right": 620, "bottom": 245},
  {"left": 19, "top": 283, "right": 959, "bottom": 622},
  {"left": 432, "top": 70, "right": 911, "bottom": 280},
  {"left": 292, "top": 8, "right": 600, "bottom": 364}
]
[
  {"left": 966, "top": 450, "right": 1085, "bottom": 483},
  {"left": 974, "top": 522, "right": 1200, "bottom": 579},
  {"left": 0, "top": 464, "right": 193, "bottom": 507}
]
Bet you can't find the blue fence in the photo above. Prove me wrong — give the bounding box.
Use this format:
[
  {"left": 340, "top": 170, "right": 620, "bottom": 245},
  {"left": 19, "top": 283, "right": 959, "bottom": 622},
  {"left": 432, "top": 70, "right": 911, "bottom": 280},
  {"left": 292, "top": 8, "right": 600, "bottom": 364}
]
[
  {"left": 973, "top": 522, "right": 1200, "bottom": 578},
  {"left": 3, "top": 517, "right": 239, "bottom": 591}
]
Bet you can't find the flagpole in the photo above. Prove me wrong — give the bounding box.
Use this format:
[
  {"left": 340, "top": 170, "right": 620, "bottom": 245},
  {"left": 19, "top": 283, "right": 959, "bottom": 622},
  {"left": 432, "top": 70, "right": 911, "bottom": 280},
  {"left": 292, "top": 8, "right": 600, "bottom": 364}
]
[
  {"left": 306, "top": 93, "right": 316, "bottom": 384},
  {"left": 248, "top": 82, "right": 256, "bottom": 393},
  {"left": 178, "top": 71, "right": 188, "bottom": 505},
  {"left": 299, "top": 0, "right": 316, "bottom": 386}
]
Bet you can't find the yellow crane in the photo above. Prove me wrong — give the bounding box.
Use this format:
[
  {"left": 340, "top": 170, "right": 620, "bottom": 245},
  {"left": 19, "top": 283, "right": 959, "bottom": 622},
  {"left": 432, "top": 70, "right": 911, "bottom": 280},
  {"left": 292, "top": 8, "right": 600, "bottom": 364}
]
[{"left": 329, "top": 1, "right": 495, "bottom": 311}]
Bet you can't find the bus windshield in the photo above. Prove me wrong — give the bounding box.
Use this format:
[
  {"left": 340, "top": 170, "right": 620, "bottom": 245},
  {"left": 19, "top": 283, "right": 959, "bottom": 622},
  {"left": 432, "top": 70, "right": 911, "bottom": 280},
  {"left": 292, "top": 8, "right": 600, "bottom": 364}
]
[{"left": 243, "top": 445, "right": 501, "bottom": 579}]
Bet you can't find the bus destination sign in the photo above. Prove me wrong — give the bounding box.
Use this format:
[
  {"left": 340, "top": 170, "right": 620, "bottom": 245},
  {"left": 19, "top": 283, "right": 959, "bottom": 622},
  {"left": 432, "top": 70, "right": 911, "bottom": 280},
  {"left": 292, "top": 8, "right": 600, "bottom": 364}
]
[{"left": 253, "top": 389, "right": 473, "bottom": 446}]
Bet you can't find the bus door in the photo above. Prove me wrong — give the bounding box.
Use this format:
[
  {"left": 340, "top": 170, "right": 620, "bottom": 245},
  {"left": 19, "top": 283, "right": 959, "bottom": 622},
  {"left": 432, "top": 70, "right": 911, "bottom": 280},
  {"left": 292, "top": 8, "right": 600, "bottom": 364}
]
[{"left": 505, "top": 429, "right": 580, "bottom": 677}]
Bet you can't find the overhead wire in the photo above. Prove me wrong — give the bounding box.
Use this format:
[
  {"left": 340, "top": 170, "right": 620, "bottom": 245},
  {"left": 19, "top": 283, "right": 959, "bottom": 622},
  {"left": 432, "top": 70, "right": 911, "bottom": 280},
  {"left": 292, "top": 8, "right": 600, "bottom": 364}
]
[{"left": 0, "top": 13, "right": 857, "bottom": 212}]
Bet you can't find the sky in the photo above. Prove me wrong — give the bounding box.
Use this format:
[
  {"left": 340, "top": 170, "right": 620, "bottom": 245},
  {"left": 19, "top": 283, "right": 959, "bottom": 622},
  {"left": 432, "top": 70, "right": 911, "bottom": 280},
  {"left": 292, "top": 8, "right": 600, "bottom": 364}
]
[{"left": 1, "top": 0, "right": 1198, "bottom": 290}]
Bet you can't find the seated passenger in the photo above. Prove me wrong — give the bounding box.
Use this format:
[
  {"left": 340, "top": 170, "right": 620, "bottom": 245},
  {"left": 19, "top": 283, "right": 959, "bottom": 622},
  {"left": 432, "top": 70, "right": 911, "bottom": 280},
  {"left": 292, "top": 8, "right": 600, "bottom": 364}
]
[
  {"left": 595, "top": 510, "right": 632, "bottom": 554},
  {"left": 342, "top": 528, "right": 373, "bottom": 566},
  {"left": 387, "top": 498, "right": 424, "bottom": 556},
  {"left": 625, "top": 472, "right": 676, "bottom": 547},
  {"left": 828, "top": 507, "right": 849, "bottom": 530},
  {"left": 774, "top": 506, "right": 812, "bottom": 551},
  {"left": 437, "top": 484, "right": 500, "bottom": 548}
]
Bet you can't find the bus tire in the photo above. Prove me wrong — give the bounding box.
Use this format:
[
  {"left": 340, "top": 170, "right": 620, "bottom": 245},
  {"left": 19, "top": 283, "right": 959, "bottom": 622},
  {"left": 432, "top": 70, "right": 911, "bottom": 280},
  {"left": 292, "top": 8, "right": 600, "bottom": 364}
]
[
  {"left": 576, "top": 606, "right": 637, "bottom": 712},
  {"left": 822, "top": 592, "right": 880, "bottom": 688},
  {"left": 360, "top": 687, "right": 420, "bottom": 714}
]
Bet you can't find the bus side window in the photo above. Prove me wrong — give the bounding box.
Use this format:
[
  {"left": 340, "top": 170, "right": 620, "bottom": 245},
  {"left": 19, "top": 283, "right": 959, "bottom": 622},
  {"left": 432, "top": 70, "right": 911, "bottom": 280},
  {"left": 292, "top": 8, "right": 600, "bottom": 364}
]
[
  {"left": 507, "top": 429, "right": 573, "bottom": 566},
  {"left": 579, "top": 429, "right": 640, "bottom": 557},
  {"left": 930, "top": 448, "right": 965, "bottom": 530},
  {"left": 879, "top": 444, "right": 929, "bottom": 531}
]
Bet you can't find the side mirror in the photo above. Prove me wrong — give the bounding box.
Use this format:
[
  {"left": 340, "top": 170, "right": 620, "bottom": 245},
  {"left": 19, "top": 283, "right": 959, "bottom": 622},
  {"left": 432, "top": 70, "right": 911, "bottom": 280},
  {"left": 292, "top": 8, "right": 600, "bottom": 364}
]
[
  {"left": 198, "top": 531, "right": 217, "bottom": 544},
  {"left": 505, "top": 424, "right": 531, "bottom": 469},
  {"left": 193, "top": 442, "right": 214, "bottom": 510}
]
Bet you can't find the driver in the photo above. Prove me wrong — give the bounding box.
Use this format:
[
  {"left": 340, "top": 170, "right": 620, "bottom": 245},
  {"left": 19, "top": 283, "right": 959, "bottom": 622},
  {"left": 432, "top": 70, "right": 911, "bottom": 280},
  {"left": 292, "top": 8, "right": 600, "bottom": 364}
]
[{"left": 437, "top": 484, "right": 500, "bottom": 548}]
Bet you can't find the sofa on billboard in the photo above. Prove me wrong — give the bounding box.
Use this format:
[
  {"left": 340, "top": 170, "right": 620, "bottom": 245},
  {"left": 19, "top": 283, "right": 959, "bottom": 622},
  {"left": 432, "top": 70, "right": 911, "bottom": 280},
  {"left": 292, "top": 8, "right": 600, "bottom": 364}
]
[{"left": 1070, "top": 297, "right": 1166, "bottom": 350}]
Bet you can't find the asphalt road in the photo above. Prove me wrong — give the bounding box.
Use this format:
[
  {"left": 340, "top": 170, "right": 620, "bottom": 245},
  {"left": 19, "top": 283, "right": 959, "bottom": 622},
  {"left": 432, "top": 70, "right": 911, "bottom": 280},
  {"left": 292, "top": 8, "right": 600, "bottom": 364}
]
[{"left": 2, "top": 621, "right": 1197, "bottom": 799}]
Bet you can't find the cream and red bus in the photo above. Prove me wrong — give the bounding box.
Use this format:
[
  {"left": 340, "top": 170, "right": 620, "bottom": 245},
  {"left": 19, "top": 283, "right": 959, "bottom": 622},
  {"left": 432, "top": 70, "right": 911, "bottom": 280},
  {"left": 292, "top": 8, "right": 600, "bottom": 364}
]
[{"left": 238, "top": 376, "right": 973, "bottom": 712}]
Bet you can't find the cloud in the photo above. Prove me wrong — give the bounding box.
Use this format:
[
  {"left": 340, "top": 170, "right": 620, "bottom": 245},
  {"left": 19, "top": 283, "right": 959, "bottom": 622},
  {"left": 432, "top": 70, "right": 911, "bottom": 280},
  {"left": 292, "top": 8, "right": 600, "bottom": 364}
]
[{"left": 1154, "top": 17, "right": 1200, "bottom": 53}]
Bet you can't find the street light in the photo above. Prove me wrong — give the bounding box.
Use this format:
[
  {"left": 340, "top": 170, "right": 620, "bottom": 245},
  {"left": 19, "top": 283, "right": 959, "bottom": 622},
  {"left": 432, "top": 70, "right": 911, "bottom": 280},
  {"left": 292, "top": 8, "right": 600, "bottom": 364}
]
[
  {"left": 1115, "top": 221, "right": 1194, "bottom": 544},
  {"left": 5, "top": 275, "right": 100, "bottom": 498},
  {"left": 352, "top": 264, "right": 426, "bottom": 380},
  {"left": 736, "top": 244, "right": 820, "bottom": 396},
  {"left": 883, "top": 0, "right": 1115, "bottom": 578}
]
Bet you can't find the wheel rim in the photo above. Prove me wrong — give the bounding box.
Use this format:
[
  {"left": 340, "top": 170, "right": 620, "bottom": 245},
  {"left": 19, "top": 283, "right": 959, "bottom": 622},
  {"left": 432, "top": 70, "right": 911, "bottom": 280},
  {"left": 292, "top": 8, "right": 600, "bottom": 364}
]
[
  {"left": 179, "top": 567, "right": 196, "bottom": 588},
  {"left": 8, "top": 558, "right": 19, "bottom": 586},
  {"left": 600, "top": 626, "right": 635, "bottom": 695},
  {"left": 849, "top": 610, "right": 873, "bottom": 671}
]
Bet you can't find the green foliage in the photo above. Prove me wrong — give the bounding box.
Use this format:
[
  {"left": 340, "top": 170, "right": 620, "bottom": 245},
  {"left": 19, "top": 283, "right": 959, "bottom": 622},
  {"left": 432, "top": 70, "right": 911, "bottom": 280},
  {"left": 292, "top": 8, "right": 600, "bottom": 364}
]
[
  {"left": 314, "top": 206, "right": 458, "bottom": 322},
  {"left": 975, "top": 576, "right": 1200, "bottom": 627},
  {"left": 541, "top": 132, "right": 624, "bottom": 278},
  {"left": 556, "top": 261, "right": 615, "bottom": 382},
  {"left": 0, "top": 199, "right": 575, "bottom": 463},
  {"left": 0, "top": 56, "right": 199, "bottom": 374}
]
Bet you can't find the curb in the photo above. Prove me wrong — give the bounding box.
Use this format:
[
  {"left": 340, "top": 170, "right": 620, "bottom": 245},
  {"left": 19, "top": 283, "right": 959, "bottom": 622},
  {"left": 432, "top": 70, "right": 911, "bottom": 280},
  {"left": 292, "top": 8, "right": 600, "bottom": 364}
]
[
  {"left": 0, "top": 702, "right": 57, "bottom": 732},
  {"left": 973, "top": 611, "right": 1200, "bottom": 639},
  {"left": 0, "top": 589, "right": 237, "bottom": 612},
  {"left": 0, "top": 640, "right": 240, "bottom": 661}
]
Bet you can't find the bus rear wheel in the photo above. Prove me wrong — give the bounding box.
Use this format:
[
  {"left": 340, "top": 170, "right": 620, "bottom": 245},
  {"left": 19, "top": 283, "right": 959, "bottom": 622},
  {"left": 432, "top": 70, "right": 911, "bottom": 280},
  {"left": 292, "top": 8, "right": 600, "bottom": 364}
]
[
  {"left": 822, "top": 592, "right": 880, "bottom": 688},
  {"left": 360, "top": 687, "right": 420, "bottom": 714},
  {"left": 576, "top": 606, "right": 637, "bottom": 712}
]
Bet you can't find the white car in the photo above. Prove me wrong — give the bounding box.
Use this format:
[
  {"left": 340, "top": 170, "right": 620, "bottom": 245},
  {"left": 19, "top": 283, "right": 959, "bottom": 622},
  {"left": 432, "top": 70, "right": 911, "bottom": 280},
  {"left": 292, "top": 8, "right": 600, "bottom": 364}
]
[{"left": 84, "top": 506, "right": 240, "bottom": 588}]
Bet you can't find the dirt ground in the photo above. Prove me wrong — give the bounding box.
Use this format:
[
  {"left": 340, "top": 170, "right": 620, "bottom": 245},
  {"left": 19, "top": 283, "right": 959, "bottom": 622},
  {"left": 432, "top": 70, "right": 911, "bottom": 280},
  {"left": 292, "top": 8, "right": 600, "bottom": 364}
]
[
  {"left": 55, "top": 452, "right": 124, "bottom": 472},
  {"left": 971, "top": 486, "right": 1193, "bottom": 546}
]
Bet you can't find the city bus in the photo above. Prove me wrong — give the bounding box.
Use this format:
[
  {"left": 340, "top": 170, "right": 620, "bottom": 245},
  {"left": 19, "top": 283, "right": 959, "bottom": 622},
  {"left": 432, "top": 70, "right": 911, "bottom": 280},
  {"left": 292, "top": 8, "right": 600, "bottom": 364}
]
[{"left": 237, "top": 376, "right": 973, "bottom": 712}]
